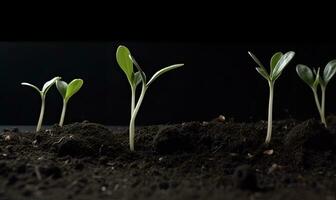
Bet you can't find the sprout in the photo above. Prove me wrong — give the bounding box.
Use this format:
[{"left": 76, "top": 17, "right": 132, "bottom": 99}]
[
  {"left": 296, "top": 60, "right": 336, "bottom": 127},
  {"left": 56, "top": 79, "right": 84, "bottom": 127},
  {"left": 21, "top": 76, "right": 61, "bottom": 132},
  {"left": 116, "top": 45, "right": 184, "bottom": 151},
  {"left": 248, "top": 51, "right": 295, "bottom": 144}
]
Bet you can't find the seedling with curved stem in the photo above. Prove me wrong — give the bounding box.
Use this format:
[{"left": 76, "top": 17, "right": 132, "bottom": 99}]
[
  {"left": 116, "top": 45, "right": 184, "bottom": 151},
  {"left": 296, "top": 60, "right": 336, "bottom": 127},
  {"left": 56, "top": 79, "right": 84, "bottom": 126},
  {"left": 21, "top": 76, "right": 61, "bottom": 132},
  {"left": 248, "top": 51, "right": 295, "bottom": 144}
]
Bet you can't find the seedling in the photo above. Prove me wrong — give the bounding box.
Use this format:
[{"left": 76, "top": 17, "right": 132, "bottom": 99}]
[
  {"left": 116, "top": 45, "right": 184, "bottom": 151},
  {"left": 248, "top": 51, "right": 295, "bottom": 144},
  {"left": 56, "top": 79, "right": 84, "bottom": 126},
  {"left": 21, "top": 76, "right": 61, "bottom": 132},
  {"left": 296, "top": 60, "right": 336, "bottom": 127}
]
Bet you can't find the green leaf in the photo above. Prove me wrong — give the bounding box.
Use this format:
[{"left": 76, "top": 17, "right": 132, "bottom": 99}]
[
  {"left": 323, "top": 59, "right": 336, "bottom": 84},
  {"left": 272, "top": 71, "right": 282, "bottom": 82},
  {"left": 42, "top": 77, "right": 61, "bottom": 94},
  {"left": 248, "top": 51, "right": 267, "bottom": 72},
  {"left": 272, "top": 51, "right": 295, "bottom": 78},
  {"left": 56, "top": 80, "right": 68, "bottom": 99},
  {"left": 256, "top": 67, "right": 270, "bottom": 81},
  {"left": 296, "top": 64, "right": 314, "bottom": 87},
  {"left": 270, "top": 52, "right": 283, "bottom": 73},
  {"left": 116, "top": 45, "right": 133, "bottom": 84},
  {"left": 129, "top": 55, "right": 146, "bottom": 84},
  {"left": 21, "top": 82, "right": 42, "bottom": 94},
  {"left": 65, "top": 79, "right": 83, "bottom": 101},
  {"left": 134, "top": 72, "right": 143, "bottom": 86},
  {"left": 147, "top": 64, "right": 184, "bottom": 87}
]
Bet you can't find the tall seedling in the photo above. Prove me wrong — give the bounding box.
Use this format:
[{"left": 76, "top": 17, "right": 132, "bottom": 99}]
[
  {"left": 248, "top": 51, "right": 295, "bottom": 144},
  {"left": 116, "top": 45, "right": 184, "bottom": 151}
]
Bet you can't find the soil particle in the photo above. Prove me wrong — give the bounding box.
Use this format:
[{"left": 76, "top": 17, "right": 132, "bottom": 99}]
[
  {"left": 284, "top": 119, "right": 333, "bottom": 151},
  {"left": 37, "top": 123, "right": 116, "bottom": 157},
  {"left": 284, "top": 119, "right": 336, "bottom": 168},
  {"left": 0, "top": 161, "right": 10, "bottom": 176},
  {"left": 38, "top": 164, "right": 62, "bottom": 179},
  {"left": 153, "top": 126, "right": 191, "bottom": 154},
  {"left": 232, "top": 165, "right": 258, "bottom": 191}
]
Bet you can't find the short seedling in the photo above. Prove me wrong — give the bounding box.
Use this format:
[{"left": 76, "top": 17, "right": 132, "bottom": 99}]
[
  {"left": 21, "top": 76, "right": 61, "bottom": 132},
  {"left": 296, "top": 60, "right": 336, "bottom": 127},
  {"left": 56, "top": 79, "right": 84, "bottom": 126},
  {"left": 116, "top": 45, "right": 184, "bottom": 151},
  {"left": 248, "top": 51, "right": 295, "bottom": 144}
]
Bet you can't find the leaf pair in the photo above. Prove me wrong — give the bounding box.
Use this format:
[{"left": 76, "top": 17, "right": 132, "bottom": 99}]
[
  {"left": 21, "top": 76, "right": 62, "bottom": 132},
  {"left": 56, "top": 78, "right": 83, "bottom": 127},
  {"left": 56, "top": 79, "right": 84, "bottom": 102},
  {"left": 116, "top": 46, "right": 142, "bottom": 87},
  {"left": 22, "top": 77, "right": 84, "bottom": 102},
  {"left": 296, "top": 60, "right": 336, "bottom": 88},
  {"left": 21, "top": 77, "right": 61, "bottom": 97},
  {"left": 116, "top": 46, "right": 184, "bottom": 88},
  {"left": 249, "top": 51, "right": 295, "bottom": 82}
]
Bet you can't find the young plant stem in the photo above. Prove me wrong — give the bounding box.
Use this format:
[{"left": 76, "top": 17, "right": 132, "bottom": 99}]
[
  {"left": 37, "top": 96, "right": 46, "bottom": 132},
  {"left": 131, "top": 86, "right": 136, "bottom": 115},
  {"left": 129, "top": 84, "right": 147, "bottom": 151},
  {"left": 312, "top": 88, "right": 325, "bottom": 126},
  {"left": 59, "top": 100, "right": 67, "bottom": 127},
  {"left": 265, "top": 82, "right": 274, "bottom": 144},
  {"left": 321, "top": 86, "right": 327, "bottom": 127}
]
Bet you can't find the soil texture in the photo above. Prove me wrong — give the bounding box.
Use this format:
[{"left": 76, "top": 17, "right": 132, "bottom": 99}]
[{"left": 1, "top": 116, "right": 336, "bottom": 200}]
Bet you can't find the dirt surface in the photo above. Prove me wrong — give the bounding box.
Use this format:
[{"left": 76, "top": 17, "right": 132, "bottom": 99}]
[{"left": 1, "top": 116, "right": 336, "bottom": 200}]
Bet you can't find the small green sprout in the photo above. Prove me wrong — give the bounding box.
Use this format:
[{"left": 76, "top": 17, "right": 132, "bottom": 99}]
[
  {"left": 21, "top": 76, "right": 61, "bottom": 132},
  {"left": 248, "top": 51, "right": 295, "bottom": 144},
  {"left": 296, "top": 60, "right": 336, "bottom": 127},
  {"left": 116, "top": 45, "right": 184, "bottom": 151},
  {"left": 56, "top": 79, "right": 84, "bottom": 127}
]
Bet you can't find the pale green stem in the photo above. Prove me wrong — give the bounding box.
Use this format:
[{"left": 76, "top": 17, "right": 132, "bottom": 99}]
[
  {"left": 129, "top": 84, "right": 147, "bottom": 151},
  {"left": 59, "top": 100, "right": 68, "bottom": 127},
  {"left": 131, "top": 86, "right": 136, "bottom": 115},
  {"left": 321, "top": 86, "right": 327, "bottom": 127},
  {"left": 265, "top": 82, "right": 274, "bottom": 144},
  {"left": 312, "top": 88, "right": 325, "bottom": 126},
  {"left": 37, "top": 95, "right": 45, "bottom": 132}
]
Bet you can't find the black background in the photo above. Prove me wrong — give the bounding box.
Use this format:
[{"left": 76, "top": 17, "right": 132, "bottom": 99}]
[{"left": 1, "top": 41, "right": 336, "bottom": 125}]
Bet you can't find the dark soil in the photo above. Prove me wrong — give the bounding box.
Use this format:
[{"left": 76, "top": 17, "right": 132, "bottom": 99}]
[{"left": 2, "top": 116, "right": 336, "bottom": 200}]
